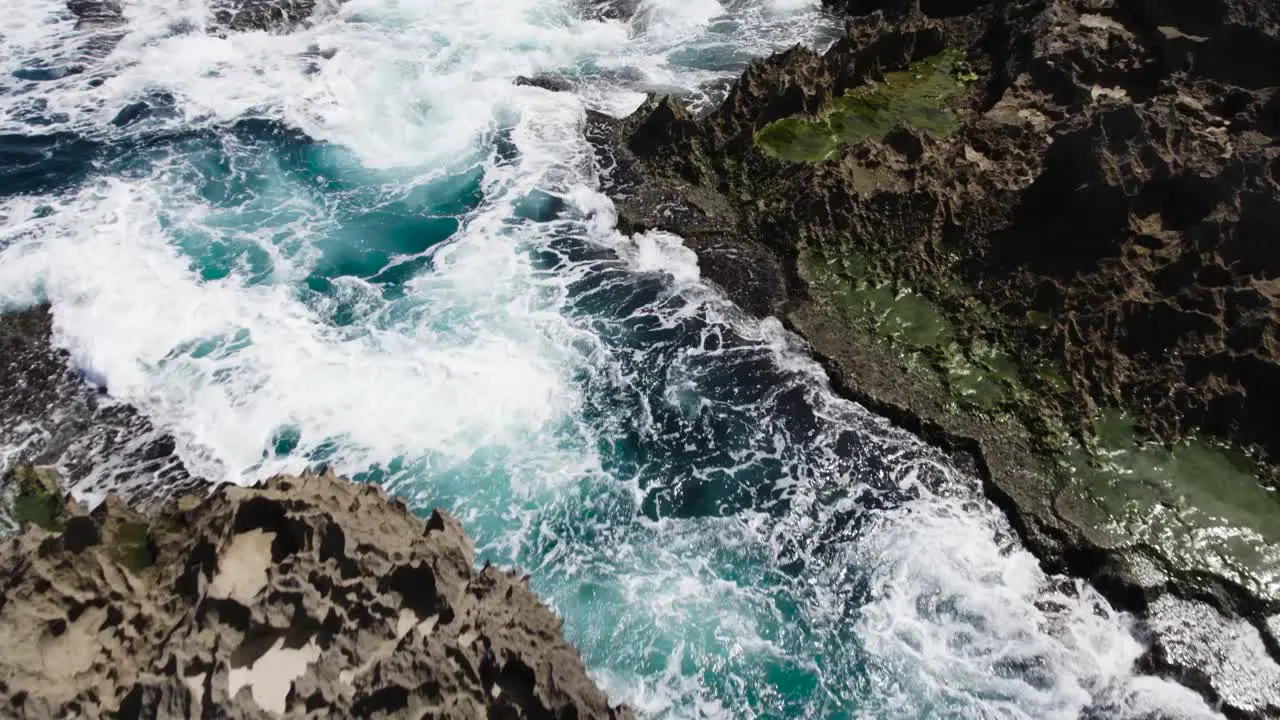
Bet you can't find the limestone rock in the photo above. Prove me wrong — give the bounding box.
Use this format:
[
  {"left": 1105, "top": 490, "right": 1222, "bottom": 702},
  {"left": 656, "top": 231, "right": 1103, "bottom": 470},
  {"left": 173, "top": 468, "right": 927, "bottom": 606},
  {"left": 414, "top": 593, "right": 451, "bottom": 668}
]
[{"left": 0, "top": 469, "right": 632, "bottom": 719}]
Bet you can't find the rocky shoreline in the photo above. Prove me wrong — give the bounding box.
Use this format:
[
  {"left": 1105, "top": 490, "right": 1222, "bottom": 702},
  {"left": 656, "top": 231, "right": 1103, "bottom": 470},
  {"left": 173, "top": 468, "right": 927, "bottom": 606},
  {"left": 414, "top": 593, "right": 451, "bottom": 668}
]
[
  {"left": 4, "top": 0, "right": 1279, "bottom": 713},
  {"left": 0, "top": 308, "right": 631, "bottom": 719},
  {"left": 584, "top": 0, "right": 1280, "bottom": 715},
  {"left": 0, "top": 306, "right": 204, "bottom": 519},
  {"left": 0, "top": 467, "right": 632, "bottom": 719}
]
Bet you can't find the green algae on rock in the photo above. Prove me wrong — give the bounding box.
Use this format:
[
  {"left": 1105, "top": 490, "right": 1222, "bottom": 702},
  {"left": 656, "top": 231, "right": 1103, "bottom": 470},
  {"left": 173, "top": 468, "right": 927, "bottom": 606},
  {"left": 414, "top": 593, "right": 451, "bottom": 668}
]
[
  {"left": 9, "top": 464, "right": 64, "bottom": 532},
  {"left": 799, "top": 245, "right": 1028, "bottom": 415},
  {"left": 109, "top": 521, "right": 155, "bottom": 573},
  {"left": 805, "top": 239, "right": 1280, "bottom": 601},
  {"left": 799, "top": 246, "right": 950, "bottom": 348},
  {"left": 588, "top": 0, "right": 1280, "bottom": 712},
  {"left": 940, "top": 342, "right": 1024, "bottom": 412},
  {"left": 1061, "top": 412, "right": 1280, "bottom": 602},
  {"left": 754, "top": 50, "right": 969, "bottom": 162}
]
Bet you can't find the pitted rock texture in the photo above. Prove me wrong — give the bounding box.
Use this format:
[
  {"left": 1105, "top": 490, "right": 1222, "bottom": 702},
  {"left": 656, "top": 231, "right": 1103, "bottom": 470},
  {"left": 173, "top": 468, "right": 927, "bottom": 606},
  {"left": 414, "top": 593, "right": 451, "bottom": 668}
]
[
  {"left": 596, "top": 0, "right": 1280, "bottom": 471},
  {"left": 0, "top": 470, "right": 632, "bottom": 719},
  {"left": 587, "top": 0, "right": 1280, "bottom": 715}
]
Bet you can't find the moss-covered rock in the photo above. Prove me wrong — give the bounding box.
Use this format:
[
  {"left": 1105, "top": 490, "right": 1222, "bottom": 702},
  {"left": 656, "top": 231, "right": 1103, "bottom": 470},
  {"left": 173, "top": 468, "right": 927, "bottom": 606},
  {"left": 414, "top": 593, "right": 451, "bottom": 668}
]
[
  {"left": 1062, "top": 412, "right": 1280, "bottom": 601},
  {"left": 754, "top": 50, "right": 969, "bottom": 162},
  {"left": 10, "top": 464, "right": 65, "bottom": 532},
  {"left": 588, "top": 0, "right": 1280, "bottom": 710},
  {"left": 108, "top": 521, "right": 154, "bottom": 573},
  {"left": 799, "top": 244, "right": 1030, "bottom": 417}
]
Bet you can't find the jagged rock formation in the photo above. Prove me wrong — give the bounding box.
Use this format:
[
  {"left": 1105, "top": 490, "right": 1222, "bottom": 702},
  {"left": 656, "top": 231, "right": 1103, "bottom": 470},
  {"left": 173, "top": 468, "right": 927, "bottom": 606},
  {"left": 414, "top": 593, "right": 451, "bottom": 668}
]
[
  {"left": 0, "top": 469, "right": 632, "bottom": 719},
  {"left": 596, "top": 0, "right": 1280, "bottom": 465},
  {"left": 586, "top": 0, "right": 1280, "bottom": 715},
  {"left": 595, "top": 1, "right": 1280, "bottom": 465},
  {"left": 0, "top": 306, "right": 628, "bottom": 718}
]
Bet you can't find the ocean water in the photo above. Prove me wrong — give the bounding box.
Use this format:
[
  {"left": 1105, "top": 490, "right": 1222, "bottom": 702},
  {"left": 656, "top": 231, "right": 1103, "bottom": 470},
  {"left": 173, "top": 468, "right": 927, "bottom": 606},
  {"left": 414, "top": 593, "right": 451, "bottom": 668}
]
[{"left": 0, "top": 0, "right": 1224, "bottom": 717}]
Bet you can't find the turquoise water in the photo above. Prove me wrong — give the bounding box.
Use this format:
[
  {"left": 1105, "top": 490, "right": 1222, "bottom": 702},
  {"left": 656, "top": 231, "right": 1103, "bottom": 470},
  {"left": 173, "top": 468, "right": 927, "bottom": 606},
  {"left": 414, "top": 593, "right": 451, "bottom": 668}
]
[{"left": 0, "top": 0, "right": 1223, "bottom": 717}]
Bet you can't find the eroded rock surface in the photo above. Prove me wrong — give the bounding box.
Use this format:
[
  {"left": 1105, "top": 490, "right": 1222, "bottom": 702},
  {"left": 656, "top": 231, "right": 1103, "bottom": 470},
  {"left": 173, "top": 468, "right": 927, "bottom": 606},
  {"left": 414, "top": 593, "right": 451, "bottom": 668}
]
[
  {"left": 588, "top": 0, "right": 1280, "bottom": 714},
  {"left": 0, "top": 469, "right": 632, "bottom": 719},
  {"left": 596, "top": 1, "right": 1280, "bottom": 466}
]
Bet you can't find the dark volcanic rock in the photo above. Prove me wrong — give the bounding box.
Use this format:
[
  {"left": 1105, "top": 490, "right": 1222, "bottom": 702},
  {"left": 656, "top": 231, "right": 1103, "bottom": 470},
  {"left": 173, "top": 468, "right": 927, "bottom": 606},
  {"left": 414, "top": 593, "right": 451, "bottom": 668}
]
[
  {"left": 211, "top": 0, "right": 323, "bottom": 33},
  {"left": 589, "top": 0, "right": 1280, "bottom": 714},
  {"left": 68, "top": 0, "right": 324, "bottom": 34},
  {"left": 515, "top": 74, "right": 574, "bottom": 93},
  {"left": 0, "top": 469, "right": 633, "bottom": 719},
  {"left": 0, "top": 305, "right": 203, "bottom": 514},
  {"left": 582, "top": 0, "right": 643, "bottom": 22},
  {"left": 66, "top": 0, "right": 123, "bottom": 29}
]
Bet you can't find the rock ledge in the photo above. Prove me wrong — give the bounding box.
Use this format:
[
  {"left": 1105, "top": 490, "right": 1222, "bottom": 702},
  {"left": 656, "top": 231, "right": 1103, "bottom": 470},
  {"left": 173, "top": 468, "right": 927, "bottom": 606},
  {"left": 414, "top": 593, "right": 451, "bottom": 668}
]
[{"left": 0, "top": 469, "right": 632, "bottom": 719}]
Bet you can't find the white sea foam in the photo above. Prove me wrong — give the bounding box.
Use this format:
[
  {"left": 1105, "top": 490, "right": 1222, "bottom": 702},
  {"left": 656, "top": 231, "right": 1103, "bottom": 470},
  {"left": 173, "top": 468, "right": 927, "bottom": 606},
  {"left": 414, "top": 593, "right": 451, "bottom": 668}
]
[{"left": 0, "top": 0, "right": 1227, "bottom": 717}]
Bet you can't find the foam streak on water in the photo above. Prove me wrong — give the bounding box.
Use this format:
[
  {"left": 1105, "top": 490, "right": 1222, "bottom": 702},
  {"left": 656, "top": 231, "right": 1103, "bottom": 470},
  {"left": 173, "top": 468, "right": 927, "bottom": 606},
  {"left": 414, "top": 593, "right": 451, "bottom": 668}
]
[{"left": 0, "top": 0, "right": 1221, "bottom": 717}]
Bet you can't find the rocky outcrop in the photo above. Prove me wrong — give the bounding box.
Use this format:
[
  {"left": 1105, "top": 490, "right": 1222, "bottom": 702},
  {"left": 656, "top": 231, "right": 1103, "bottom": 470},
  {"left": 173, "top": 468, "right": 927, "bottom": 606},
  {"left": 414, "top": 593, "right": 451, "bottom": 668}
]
[
  {"left": 598, "top": 0, "right": 1280, "bottom": 468},
  {"left": 66, "top": 0, "right": 123, "bottom": 29},
  {"left": 209, "top": 0, "right": 328, "bottom": 34},
  {"left": 0, "top": 305, "right": 203, "bottom": 520},
  {"left": 0, "top": 468, "right": 632, "bottom": 719},
  {"left": 66, "top": 0, "right": 327, "bottom": 34},
  {"left": 581, "top": 0, "right": 644, "bottom": 22},
  {"left": 0, "top": 305, "right": 629, "bottom": 718},
  {"left": 515, "top": 74, "right": 575, "bottom": 93},
  {"left": 588, "top": 0, "right": 1280, "bottom": 715}
]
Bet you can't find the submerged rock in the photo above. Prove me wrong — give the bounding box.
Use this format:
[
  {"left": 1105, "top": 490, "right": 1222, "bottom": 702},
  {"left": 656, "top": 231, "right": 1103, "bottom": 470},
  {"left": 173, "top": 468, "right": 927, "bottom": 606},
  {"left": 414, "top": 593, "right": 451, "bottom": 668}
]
[
  {"left": 0, "top": 305, "right": 202, "bottom": 515},
  {"left": 66, "top": 0, "right": 123, "bottom": 29},
  {"left": 587, "top": 0, "right": 1280, "bottom": 713},
  {"left": 515, "top": 74, "right": 575, "bottom": 93},
  {"left": 62, "top": 0, "right": 328, "bottom": 70},
  {"left": 66, "top": 0, "right": 326, "bottom": 35},
  {"left": 210, "top": 0, "right": 325, "bottom": 34},
  {"left": 1145, "top": 596, "right": 1280, "bottom": 718},
  {"left": 581, "top": 0, "right": 644, "bottom": 22},
  {"left": 0, "top": 468, "right": 633, "bottom": 719}
]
